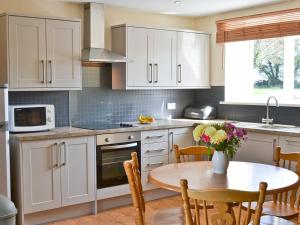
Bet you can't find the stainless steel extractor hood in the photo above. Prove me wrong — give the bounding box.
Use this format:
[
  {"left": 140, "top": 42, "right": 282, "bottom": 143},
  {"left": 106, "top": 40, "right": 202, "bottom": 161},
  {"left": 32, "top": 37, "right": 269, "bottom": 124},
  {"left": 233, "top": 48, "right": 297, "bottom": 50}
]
[{"left": 82, "top": 3, "right": 128, "bottom": 63}]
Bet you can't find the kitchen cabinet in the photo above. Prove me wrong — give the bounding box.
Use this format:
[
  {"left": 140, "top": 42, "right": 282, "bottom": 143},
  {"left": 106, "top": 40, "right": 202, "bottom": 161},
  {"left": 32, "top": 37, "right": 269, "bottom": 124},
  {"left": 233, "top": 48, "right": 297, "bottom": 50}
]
[
  {"left": 141, "top": 129, "right": 169, "bottom": 191},
  {"left": 22, "top": 140, "right": 61, "bottom": 213},
  {"left": 15, "top": 136, "right": 95, "bottom": 214},
  {"left": 279, "top": 136, "right": 300, "bottom": 153},
  {"left": 176, "top": 32, "right": 210, "bottom": 88},
  {"left": 0, "top": 14, "right": 81, "bottom": 90},
  {"left": 168, "top": 127, "right": 193, "bottom": 163},
  {"left": 111, "top": 24, "right": 210, "bottom": 90},
  {"left": 234, "top": 132, "right": 278, "bottom": 165}
]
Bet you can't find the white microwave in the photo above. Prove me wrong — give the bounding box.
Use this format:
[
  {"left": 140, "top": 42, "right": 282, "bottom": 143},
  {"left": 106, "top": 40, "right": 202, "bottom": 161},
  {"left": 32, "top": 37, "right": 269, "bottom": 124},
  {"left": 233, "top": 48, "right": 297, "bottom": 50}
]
[{"left": 9, "top": 104, "right": 55, "bottom": 132}]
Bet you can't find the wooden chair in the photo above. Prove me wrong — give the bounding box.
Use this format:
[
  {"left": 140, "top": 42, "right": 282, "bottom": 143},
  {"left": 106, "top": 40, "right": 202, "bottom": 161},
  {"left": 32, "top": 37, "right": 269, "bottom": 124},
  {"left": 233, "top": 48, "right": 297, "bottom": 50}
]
[
  {"left": 180, "top": 179, "right": 295, "bottom": 225},
  {"left": 123, "top": 152, "right": 184, "bottom": 225},
  {"left": 174, "top": 144, "right": 213, "bottom": 163},
  {"left": 259, "top": 146, "right": 300, "bottom": 222}
]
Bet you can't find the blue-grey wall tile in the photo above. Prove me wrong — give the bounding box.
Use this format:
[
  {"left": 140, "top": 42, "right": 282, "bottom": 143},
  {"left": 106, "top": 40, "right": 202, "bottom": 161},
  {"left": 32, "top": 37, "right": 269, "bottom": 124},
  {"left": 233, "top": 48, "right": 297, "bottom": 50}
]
[{"left": 9, "top": 91, "right": 69, "bottom": 127}]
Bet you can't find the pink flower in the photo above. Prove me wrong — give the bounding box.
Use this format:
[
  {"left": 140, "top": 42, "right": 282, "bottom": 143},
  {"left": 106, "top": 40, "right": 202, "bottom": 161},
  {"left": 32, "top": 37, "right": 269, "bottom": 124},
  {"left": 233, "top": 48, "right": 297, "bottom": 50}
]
[{"left": 201, "top": 134, "right": 211, "bottom": 143}]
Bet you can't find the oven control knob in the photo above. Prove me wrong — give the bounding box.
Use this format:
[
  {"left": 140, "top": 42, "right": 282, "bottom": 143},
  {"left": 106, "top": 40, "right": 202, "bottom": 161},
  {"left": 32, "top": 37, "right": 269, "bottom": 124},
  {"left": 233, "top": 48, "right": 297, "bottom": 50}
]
[
  {"left": 105, "top": 138, "right": 111, "bottom": 142},
  {"left": 128, "top": 135, "right": 134, "bottom": 140}
]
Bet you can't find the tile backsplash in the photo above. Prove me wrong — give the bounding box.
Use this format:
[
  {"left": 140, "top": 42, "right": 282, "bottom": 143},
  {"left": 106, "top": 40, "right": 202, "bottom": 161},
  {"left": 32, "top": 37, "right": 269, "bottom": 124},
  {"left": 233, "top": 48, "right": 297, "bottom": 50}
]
[
  {"left": 69, "top": 66, "right": 196, "bottom": 125},
  {"left": 9, "top": 91, "right": 70, "bottom": 127},
  {"left": 69, "top": 88, "right": 195, "bottom": 125}
]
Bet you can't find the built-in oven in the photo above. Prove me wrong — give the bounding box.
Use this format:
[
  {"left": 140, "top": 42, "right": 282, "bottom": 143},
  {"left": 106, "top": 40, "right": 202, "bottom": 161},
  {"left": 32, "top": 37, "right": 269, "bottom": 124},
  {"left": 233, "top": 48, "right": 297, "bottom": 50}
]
[{"left": 96, "top": 132, "right": 141, "bottom": 189}]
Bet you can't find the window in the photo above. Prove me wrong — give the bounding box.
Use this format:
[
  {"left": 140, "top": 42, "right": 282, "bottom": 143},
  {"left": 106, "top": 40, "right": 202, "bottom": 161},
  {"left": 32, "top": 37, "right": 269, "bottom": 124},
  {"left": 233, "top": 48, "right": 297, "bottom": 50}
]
[
  {"left": 217, "top": 8, "right": 300, "bottom": 105},
  {"left": 225, "top": 36, "right": 300, "bottom": 104}
]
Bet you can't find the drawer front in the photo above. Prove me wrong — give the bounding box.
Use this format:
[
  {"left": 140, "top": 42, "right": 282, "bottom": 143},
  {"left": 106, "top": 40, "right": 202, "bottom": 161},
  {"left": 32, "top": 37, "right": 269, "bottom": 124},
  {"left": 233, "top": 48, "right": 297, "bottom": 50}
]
[
  {"left": 142, "top": 171, "right": 158, "bottom": 191},
  {"left": 142, "top": 155, "right": 169, "bottom": 172},
  {"left": 142, "top": 142, "right": 168, "bottom": 157},
  {"left": 142, "top": 130, "right": 168, "bottom": 144}
]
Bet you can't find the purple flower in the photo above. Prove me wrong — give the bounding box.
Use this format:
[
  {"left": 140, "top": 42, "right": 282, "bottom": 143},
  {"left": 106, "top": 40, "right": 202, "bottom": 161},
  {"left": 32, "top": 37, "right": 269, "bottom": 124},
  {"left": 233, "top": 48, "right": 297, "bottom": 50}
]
[
  {"left": 225, "top": 122, "right": 236, "bottom": 130},
  {"left": 227, "top": 131, "right": 234, "bottom": 139},
  {"left": 242, "top": 128, "right": 247, "bottom": 135},
  {"left": 236, "top": 128, "right": 244, "bottom": 138}
]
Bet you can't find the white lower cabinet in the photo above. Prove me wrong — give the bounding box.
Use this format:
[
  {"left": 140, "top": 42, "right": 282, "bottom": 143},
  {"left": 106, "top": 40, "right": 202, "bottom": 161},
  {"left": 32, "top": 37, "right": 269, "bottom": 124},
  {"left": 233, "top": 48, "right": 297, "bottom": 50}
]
[
  {"left": 279, "top": 136, "right": 300, "bottom": 153},
  {"left": 234, "top": 132, "right": 278, "bottom": 165},
  {"left": 168, "top": 127, "right": 193, "bottom": 163},
  {"left": 21, "top": 136, "right": 95, "bottom": 214},
  {"left": 141, "top": 129, "right": 169, "bottom": 191}
]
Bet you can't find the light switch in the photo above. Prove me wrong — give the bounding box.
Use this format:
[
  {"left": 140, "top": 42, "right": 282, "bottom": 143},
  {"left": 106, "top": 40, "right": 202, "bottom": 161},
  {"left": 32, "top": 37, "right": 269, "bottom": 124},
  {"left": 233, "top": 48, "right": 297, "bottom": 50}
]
[{"left": 167, "top": 103, "right": 176, "bottom": 110}]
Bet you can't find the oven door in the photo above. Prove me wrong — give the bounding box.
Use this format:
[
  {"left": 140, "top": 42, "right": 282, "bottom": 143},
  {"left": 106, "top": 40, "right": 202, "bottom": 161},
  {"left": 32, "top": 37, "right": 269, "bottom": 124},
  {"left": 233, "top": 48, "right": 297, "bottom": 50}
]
[{"left": 97, "top": 142, "right": 141, "bottom": 189}]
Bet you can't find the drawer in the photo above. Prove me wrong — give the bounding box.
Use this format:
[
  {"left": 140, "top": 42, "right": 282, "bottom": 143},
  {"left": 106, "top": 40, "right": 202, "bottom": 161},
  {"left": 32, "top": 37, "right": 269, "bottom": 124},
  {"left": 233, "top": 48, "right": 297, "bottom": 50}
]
[
  {"left": 142, "top": 171, "right": 158, "bottom": 191},
  {"left": 142, "top": 130, "right": 168, "bottom": 144},
  {"left": 142, "top": 155, "right": 169, "bottom": 172},
  {"left": 142, "top": 142, "right": 168, "bottom": 157}
]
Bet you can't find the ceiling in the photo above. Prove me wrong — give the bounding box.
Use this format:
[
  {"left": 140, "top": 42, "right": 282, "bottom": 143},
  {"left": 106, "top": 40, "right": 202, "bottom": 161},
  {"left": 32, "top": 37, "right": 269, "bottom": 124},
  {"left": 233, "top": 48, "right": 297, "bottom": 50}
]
[{"left": 62, "top": 0, "right": 287, "bottom": 16}]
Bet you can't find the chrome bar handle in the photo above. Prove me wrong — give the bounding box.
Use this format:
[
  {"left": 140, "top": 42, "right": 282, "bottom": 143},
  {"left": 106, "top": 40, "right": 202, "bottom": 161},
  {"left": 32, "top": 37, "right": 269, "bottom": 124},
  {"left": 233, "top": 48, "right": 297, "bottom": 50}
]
[
  {"left": 60, "top": 142, "right": 67, "bottom": 166},
  {"left": 52, "top": 143, "right": 58, "bottom": 167},
  {"left": 178, "top": 64, "right": 182, "bottom": 83},
  {"left": 147, "top": 162, "right": 164, "bottom": 167},
  {"left": 145, "top": 149, "right": 166, "bottom": 153},
  {"left": 169, "top": 132, "right": 174, "bottom": 152},
  {"left": 41, "top": 60, "right": 46, "bottom": 83},
  {"left": 146, "top": 135, "right": 164, "bottom": 139},
  {"left": 154, "top": 63, "right": 158, "bottom": 83},
  {"left": 148, "top": 63, "right": 153, "bottom": 83},
  {"left": 48, "top": 60, "right": 53, "bottom": 84}
]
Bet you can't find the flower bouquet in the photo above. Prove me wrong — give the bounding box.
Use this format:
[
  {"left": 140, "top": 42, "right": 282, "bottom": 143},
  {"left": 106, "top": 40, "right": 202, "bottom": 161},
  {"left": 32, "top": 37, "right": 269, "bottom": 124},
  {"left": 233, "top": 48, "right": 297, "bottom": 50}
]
[{"left": 193, "top": 122, "right": 247, "bottom": 173}]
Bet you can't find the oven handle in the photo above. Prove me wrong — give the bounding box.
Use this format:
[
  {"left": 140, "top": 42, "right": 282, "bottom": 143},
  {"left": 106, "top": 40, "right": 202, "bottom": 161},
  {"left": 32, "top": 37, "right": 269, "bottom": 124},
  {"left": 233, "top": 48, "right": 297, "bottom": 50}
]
[{"left": 101, "top": 142, "right": 138, "bottom": 150}]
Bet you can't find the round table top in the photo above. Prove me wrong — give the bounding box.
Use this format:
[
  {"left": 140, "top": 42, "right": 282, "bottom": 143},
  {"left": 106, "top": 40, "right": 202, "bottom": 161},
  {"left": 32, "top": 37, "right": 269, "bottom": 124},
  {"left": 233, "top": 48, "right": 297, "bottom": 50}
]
[{"left": 148, "top": 161, "right": 300, "bottom": 194}]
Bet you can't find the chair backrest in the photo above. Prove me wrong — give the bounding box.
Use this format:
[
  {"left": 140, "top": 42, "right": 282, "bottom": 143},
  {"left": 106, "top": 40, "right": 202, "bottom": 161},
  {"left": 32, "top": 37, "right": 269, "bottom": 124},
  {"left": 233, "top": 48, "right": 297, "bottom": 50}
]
[
  {"left": 273, "top": 146, "right": 300, "bottom": 207},
  {"left": 174, "top": 144, "right": 213, "bottom": 163},
  {"left": 123, "top": 152, "right": 145, "bottom": 225},
  {"left": 180, "top": 179, "right": 268, "bottom": 225}
]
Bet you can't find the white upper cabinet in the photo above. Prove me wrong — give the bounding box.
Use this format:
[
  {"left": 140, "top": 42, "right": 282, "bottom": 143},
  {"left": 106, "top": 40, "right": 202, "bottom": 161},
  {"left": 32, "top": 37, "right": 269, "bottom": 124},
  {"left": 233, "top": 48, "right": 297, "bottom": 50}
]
[
  {"left": 0, "top": 14, "right": 82, "bottom": 91},
  {"left": 127, "top": 27, "right": 154, "bottom": 87},
  {"left": 111, "top": 25, "right": 210, "bottom": 90},
  {"left": 176, "top": 32, "right": 210, "bottom": 88},
  {"left": 9, "top": 16, "right": 47, "bottom": 89},
  {"left": 46, "top": 20, "right": 81, "bottom": 88},
  {"left": 153, "top": 30, "right": 177, "bottom": 87}
]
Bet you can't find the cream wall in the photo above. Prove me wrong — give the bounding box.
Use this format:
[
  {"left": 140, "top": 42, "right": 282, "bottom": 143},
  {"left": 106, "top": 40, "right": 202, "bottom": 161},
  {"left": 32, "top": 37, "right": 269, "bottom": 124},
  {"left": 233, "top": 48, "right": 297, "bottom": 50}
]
[
  {"left": 104, "top": 5, "right": 197, "bottom": 49},
  {"left": 196, "top": 0, "right": 300, "bottom": 86}
]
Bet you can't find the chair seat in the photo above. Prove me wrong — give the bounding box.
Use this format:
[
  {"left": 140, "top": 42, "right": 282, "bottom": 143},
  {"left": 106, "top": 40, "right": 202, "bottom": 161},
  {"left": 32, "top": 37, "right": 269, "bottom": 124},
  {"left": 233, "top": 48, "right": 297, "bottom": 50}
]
[
  {"left": 145, "top": 206, "right": 184, "bottom": 225},
  {"left": 259, "top": 215, "right": 296, "bottom": 225},
  {"left": 243, "top": 201, "right": 299, "bottom": 219}
]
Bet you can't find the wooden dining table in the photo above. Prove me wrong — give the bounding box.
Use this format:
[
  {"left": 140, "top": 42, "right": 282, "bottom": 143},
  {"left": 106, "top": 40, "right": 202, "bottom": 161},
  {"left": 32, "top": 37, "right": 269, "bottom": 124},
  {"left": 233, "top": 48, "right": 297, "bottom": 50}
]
[{"left": 148, "top": 161, "right": 300, "bottom": 194}]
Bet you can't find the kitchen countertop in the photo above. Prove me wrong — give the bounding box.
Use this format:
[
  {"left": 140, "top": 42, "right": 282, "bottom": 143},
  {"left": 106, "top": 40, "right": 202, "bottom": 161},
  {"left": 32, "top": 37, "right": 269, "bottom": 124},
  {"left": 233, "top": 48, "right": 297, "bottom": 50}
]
[
  {"left": 173, "top": 118, "right": 300, "bottom": 137},
  {"left": 10, "top": 120, "right": 195, "bottom": 142},
  {"left": 10, "top": 119, "right": 300, "bottom": 142}
]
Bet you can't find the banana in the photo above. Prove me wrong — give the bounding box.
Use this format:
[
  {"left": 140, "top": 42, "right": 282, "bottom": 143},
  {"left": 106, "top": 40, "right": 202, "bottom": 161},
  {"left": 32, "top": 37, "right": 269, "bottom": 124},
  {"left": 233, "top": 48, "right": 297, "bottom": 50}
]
[{"left": 139, "top": 115, "right": 155, "bottom": 123}]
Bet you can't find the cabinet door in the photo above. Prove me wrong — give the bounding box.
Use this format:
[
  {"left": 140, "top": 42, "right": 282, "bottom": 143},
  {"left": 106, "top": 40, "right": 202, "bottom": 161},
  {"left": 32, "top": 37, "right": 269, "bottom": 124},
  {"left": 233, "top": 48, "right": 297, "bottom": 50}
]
[
  {"left": 169, "top": 127, "right": 193, "bottom": 163},
  {"left": 127, "top": 27, "right": 154, "bottom": 87},
  {"left": 22, "top": 140, "right": 61, "bottom": 213},
  {"left": 60, "top": 136, "right": 95, "bottom": 206},
  {"left": 234, "top": 132, "right": 277, "bottom": 165},
  {"left": 9, "top": 16, "right": 46, "bottom": 88},
  {"left": 279, "top": 136, "right": 300, "bottom": 153},
  {"left": 177, "top": 32, "right": 210, "bottom": 88},
  {"left": 153, "top": 30, "right": 177, "bottom": 87},
  {"left": 46, "top": 20, "right": 81, "bottom": 88}
]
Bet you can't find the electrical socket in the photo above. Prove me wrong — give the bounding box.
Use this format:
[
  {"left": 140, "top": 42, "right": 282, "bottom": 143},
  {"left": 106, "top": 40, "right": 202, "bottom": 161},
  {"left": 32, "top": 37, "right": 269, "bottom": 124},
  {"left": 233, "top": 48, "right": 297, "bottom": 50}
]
[{"left": 167, "top": 103, "right": 176, "bottom": 110}]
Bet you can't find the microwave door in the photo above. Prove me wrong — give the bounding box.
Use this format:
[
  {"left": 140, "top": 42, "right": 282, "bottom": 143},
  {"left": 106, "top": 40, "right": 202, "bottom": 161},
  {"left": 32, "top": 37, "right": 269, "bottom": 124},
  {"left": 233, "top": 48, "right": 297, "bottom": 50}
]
[{"left": 0, "top": 84, "right": 10, "bottom": 198}]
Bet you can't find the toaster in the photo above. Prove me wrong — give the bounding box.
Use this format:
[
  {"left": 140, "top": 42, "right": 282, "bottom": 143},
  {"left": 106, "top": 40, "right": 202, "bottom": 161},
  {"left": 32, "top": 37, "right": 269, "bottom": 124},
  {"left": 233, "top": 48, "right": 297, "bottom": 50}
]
[{"left": 183, "top": 106, "right": 216, "bottom": 120}]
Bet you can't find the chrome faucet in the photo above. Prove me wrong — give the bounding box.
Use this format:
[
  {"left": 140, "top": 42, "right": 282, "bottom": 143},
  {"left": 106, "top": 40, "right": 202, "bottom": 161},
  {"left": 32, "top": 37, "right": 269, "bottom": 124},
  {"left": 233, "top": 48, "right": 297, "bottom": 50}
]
[{"left": 262, "top": 96, "right": 279, "bottom": 125}]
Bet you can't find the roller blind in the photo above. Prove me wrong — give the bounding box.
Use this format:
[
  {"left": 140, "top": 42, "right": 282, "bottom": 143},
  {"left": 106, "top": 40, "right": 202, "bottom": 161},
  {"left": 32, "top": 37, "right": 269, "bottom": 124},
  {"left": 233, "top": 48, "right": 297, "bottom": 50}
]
[{"left": 216, "top": 8, "right": 300, "bottom": 43}]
